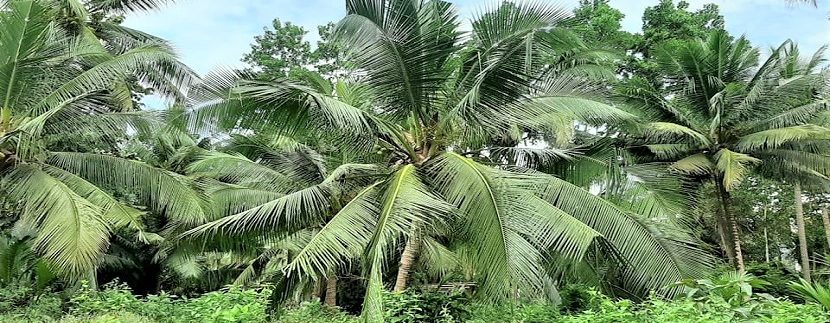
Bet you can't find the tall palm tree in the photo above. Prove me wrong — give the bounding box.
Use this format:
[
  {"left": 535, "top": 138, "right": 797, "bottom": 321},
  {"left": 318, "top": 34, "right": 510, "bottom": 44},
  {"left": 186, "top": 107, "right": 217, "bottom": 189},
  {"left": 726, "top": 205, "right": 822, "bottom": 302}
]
[
  {"left": 0, "top": 0, "right": 199, "bottom": 280},
  {"left": 184, "top": 1, "right": 712, "bottom": 319},
  {"left": 793, "top": 182, "right": 811, "bottom": 281},
  {"left": 772, "top": 43, "right": 829, "bottom": 283},
  {"left": 620, "top": 31, "right": 830, "bottom": 272}
]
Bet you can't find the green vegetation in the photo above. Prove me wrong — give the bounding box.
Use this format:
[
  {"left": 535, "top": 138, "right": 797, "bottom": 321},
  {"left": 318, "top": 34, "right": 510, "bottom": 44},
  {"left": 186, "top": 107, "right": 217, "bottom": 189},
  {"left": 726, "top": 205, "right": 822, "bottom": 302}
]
[
  {"left": 1, "top": 273, "right": 828, "bottom": 322},
  {"left": 1, "top": 0, "right": 829, "bottom": 322}
]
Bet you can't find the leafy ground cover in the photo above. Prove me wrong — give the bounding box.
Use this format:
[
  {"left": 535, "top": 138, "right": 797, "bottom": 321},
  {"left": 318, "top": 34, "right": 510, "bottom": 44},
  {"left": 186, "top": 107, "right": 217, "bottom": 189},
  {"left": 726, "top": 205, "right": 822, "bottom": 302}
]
[{"left": 1, "top": 273, "right": 827, "bottom": 323}]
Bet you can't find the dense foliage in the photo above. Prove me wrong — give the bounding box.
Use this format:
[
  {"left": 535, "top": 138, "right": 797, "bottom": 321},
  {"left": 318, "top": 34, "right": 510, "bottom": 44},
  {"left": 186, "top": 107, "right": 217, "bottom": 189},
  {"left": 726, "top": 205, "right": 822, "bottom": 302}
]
[
  {"left": 1, "top": 273, "right": 829, "bottom": 322},
  {"left": 1, "top": 0, "right": 830, "bottom": 322}
]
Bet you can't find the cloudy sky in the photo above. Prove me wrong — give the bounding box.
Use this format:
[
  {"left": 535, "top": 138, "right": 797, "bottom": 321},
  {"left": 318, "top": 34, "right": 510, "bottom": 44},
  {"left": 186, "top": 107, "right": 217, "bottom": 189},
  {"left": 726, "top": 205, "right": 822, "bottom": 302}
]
[{"left": 123, "top": 0, "right": 830, "bottom": 75}]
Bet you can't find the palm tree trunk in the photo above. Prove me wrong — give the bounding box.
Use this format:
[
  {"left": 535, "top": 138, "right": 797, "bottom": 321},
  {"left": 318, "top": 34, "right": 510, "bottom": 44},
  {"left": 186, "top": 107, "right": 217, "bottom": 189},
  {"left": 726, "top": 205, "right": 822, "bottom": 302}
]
[
  {"left": 393, "top": 234, "right": 420, "bottom": 292},
  {"left": 794, "top": 183, "right": 811, "bottom": 282},
  {"left": 821, "top": 206, "right": 830, "bottom": 251},
  {"left": 716, "top": 208, "right": 737, "bottom": 264},
  {"left": 764, "top": 227, "right": 770, "bottom": 263},
  {"left": 763, "top": 205, "right": 770, "bottom": 263},
  {"left": 312, "top": 279, "right": 324, "bottom": 301},
  {"left": 716, "top": 180, "right": 744, "bottom": 272},
  {"left": 729, "top": 211, "right": 745, "bottom": 273},
  {"left": 0, "top": 106, "right": 11, "bottom": 135},
  {"left": 324, "top": 275, "right": 337, "bottom": 306}
]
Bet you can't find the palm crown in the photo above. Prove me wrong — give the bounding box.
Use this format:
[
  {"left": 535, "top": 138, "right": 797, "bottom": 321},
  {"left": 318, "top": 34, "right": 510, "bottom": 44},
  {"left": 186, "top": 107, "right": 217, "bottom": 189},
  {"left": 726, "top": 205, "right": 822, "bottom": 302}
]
[
  {"left": 185, "top": 1, "right": 713, "bottom": 319},
  {"left": 621, "top": 30, "right": 830, "bottom": 271},
  {"left": 0, "top": 0, "right": 197, "bottom": 279}
]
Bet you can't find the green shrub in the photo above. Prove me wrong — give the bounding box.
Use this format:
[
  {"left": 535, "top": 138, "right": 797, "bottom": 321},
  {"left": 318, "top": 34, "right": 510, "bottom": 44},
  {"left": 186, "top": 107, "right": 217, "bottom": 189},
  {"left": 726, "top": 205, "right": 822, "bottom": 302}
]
[
  {"left": 554, "top": 283, "right": 829, "bottom": 323},
  {"left": 69, "top": 282, "right": 148, "bottom": 316},
  {"left": 558, "top": 283, "right": 593, "bottom": 313},
  {"left": 745, "top": 262, "right": 799, "bottom": 299},
  {"left": 672, "top": 271, "right": 774, "bottom": 318},
  {"left": 5, "top": 278, "right": 827, "bottom": 323},
  {"left": 274, "top": 302, "right": 358, "bottom": 323},
  {"left": 0, "top": 283, "right": 64, "bottom": 321},
  {"left": 467, "top": 302, "right": 559, "bottom": 323},
  {"left": 382, "top": 288, "right": 470, "bottom": 323},
  {"left": 58, "top": 312, "right": 153, "bottom": 323},
  {"left": 69, "top": 282, "right": 272, "bottom": 322},
  {"left": 789, "top": 279, "right": 830, "bottom": 310},
  {"left": 0, "top": 283, "right": 36, "bottom": 313}
]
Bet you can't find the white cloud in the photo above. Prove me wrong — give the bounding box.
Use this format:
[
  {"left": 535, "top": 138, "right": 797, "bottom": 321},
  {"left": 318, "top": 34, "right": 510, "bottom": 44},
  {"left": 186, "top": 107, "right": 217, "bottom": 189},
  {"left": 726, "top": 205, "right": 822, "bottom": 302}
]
[
  {"left": 124, "top": 0, "right": 345, "bottom": 74},
  {"left": 125, "top": 0, "right": 829, "bottom": 76}
]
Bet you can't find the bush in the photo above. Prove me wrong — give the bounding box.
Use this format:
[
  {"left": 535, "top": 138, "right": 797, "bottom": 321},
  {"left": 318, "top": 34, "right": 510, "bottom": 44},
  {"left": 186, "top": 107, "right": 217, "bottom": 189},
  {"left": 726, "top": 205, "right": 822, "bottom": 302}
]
[
  {"left": 744, "top": 262, "right": 799, "bottom": 299},
  {"left": 0, "top": 283, "right": 64, "bottom": 321},
  {"left": 4, "top": 277, "right": 827, "bottom": 323},
  {"left": 467, "top": 302, "right": 559, "bottom": 323},
  {"left": 274, "top": 302, "right": 358, "bottom": 323},
  {"left": 69, "top": 282, "right": 272, "bottom": 322},
  {"left": 789, "top": 279, "right": 830, "bottom": 310},
  {"left": 383, "top": 288, "right": 470, "bottom": 323},
  {"left": 58, "top": 312, "right": 154, "bottom": 323},
  {"left": 558, "top": 283, "right": 593, "bottom": 313},
  {"left": 556, "top": 293, "right": 827, "bottom": 323}
]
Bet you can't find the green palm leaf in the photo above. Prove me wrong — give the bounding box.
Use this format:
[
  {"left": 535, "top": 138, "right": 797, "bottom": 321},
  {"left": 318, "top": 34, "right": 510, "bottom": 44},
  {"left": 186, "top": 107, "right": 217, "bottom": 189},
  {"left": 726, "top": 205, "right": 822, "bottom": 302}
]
[
  {"left": 4, "top": 164, "right": 110, "bottom": 278},
  {"left": 736, "top": 124, "right": 830, "bottom": 152},
  {"left": 714, "top": 149, "right": 761, "bottom": 191},
  {"left": 428, "top": 152, "right": 598, "bottom": 300},
  {"left": 534, "top": 172, "right": 714, "bottom": 296},
  {"left": 362, "top": 164, "right": 453, "bottom": 320},
  {"left": 46, "top": 152, "right": 209, "bottom": 227}
]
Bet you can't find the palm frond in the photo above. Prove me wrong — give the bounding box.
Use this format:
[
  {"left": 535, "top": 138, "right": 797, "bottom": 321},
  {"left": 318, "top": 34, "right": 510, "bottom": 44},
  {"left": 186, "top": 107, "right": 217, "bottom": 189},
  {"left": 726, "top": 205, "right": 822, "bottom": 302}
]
[
  {"left": 714, "top": 149, "right": 760, "bottom": 191},
  {"left": 641, "top": 122, "right": 711, "bottom": 147},
  {"left": 283, "top": 182, "right": 382, "bottom": 279},
  {"left": 337, "top": 0, "right": 460, "bottom": 120},
  {"left": 670, "top": 154, "right": 715, "bottom": 175},
  {"left": 40, "top": 164, "right": 144, "bottom": 231},
  {"left": 736, "top": 124, "right": 830, "bottom": 152},
  {"left": 534, "top": 172, "right": 714, "bottom": 297},
  {"left": 179, "top": 183, "right": 330, "bottom": 243},
  {"left": 428, "top": 153, "right": 596, "bottom": 300},
  {"left": 198, "top": 180, "right": 284, "bottom": 220},
  {"left": 3, "top": 164, "right": 110, "bottom": 278},
  {"left": 46, "top": 152, "right": 209, "bottom": 227},
  {"left": 187, "top": 150, "right": 297, "bottom": 193},
  {"left": 87, "top": 0, "right": 174, "bottom": 13},
  {"left": 362, "top": 164, "right": 454, "bottom": 319}
]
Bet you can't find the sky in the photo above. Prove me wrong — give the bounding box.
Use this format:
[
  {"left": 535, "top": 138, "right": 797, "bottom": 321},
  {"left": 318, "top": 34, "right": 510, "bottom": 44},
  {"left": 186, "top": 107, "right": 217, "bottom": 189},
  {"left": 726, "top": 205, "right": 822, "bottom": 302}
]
[{"left": 123, "top": 0, "right": 830, "bottom": 76}]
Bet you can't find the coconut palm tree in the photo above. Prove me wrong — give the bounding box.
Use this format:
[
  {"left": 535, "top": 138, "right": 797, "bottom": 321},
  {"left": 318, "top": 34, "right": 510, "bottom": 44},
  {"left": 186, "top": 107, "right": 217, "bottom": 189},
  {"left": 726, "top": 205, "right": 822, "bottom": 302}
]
[
  {"left": 766, "top": 43, "right": 829, "bottom": 283},
  {"left": 183, "top": 1, "right": 713, "bottom": 320},
  {"left": 0, "top": 0, "right": 200, "bottom": 280},
  {"left": 619, "top": 30, "right": 830, "bottom": 273}
]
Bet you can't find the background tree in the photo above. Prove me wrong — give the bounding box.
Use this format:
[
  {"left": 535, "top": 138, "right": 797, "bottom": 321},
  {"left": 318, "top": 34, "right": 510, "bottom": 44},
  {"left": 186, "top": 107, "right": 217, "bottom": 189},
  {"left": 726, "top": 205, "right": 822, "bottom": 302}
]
[
  {"left": 243, "top": 19, "right": 343, "bottom": 80},
  {"left": 619, "top": 31, "right": 830, "bottom": 273},
  {"left": 568, "top": 0, "right": 638, "bottom": 52},
  {"left": 633, "top": 0, "right": 725, "bottom": 81}
]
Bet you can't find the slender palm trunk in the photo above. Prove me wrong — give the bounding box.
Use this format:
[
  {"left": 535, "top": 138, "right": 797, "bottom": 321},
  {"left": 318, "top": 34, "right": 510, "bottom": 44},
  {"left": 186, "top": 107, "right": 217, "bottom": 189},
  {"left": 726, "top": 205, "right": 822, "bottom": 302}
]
[
  {"left": 0, "top": 107, "right": 11, "bottom": 136},
  {"left": 821, "top": 206, "right": 830, "bottom": 251},
  {"left": 716, "top": 208, "right": 737, "bottom": 264},
  {"left": 729, "top": 211, "right": 745, "bottom": 273},
  {"left": 312, "top": 279, "right": 324, "bottom": 301},
  {"left": 764, "top": 205, "right": 770, "bottom": 263},
  {"left": 324, "top": 275, "right": 337, "bottom": 306},
  {"left": 716, "top": 180, "right": 744, "bottom": 272},
  {"left": 794, "top": 183, "right": 811, "bottom": 282},
  {"left": 393, "top": 234, "right": 420, "bottom": 292}
]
